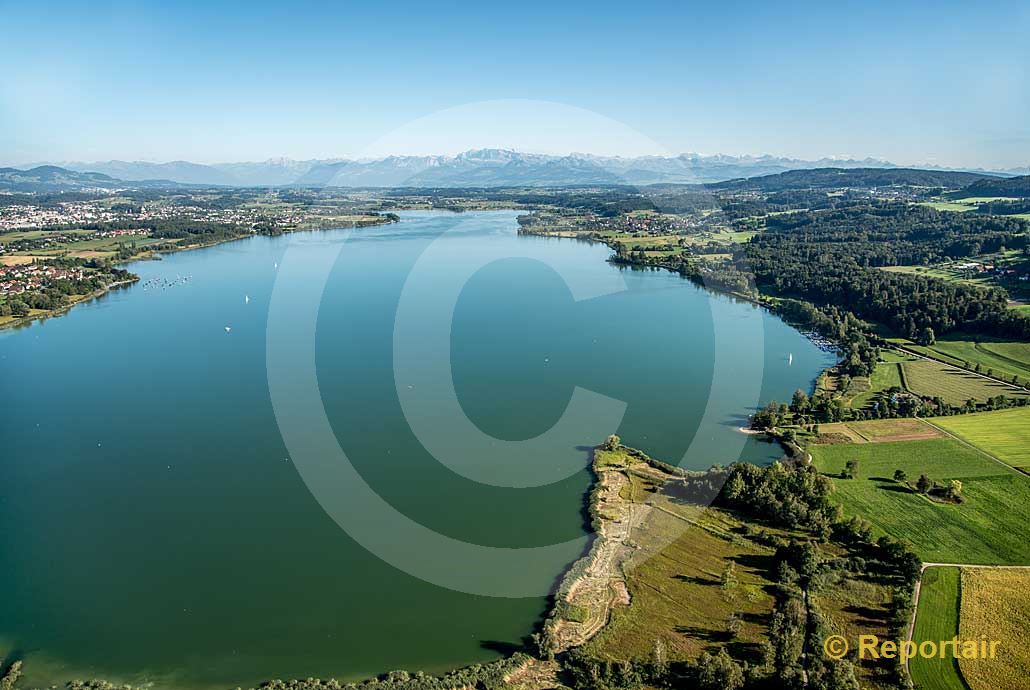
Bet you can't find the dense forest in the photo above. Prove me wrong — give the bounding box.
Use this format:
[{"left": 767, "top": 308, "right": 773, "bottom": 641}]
[
  {"left": 708, "top": 167, "right": 994, "bottom": 193},
  {"left": 738, "top": 203, "right": 1030, "bottom": 341},
  {"left": 952, "top": 174, "right": 1030, "bottom": 199}
]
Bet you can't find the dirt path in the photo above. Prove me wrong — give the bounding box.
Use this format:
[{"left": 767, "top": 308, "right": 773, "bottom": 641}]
[
  {"left": 542, "top": 448, "right": 678, "bottom": 656},
  {"left": 545, "top": 467, "right": 642, "bottom": 652}
]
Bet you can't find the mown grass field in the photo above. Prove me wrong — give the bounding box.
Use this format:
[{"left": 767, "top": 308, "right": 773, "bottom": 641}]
[
  {"left": 916, "top": 338, "right": 1030, "bottom": 383},
  {"left": 901, "top": 359, "right": 1028, "bottom": 406},
  {"left": 810, "top": 438, "right": 1030, "bottom": 564},
  {"left": 933, "top": 407, "right": 1030, "bottom": 469},
  {"left": 959, "top": 568, "right": 1030, "bottom": 690},
  {"left": 910, "top": 566, "right": 967, "bottom": 690}
]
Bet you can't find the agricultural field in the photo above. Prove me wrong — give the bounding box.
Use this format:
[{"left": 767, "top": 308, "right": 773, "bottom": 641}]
[
  {"left": 881, "top": 264, "right": 996, "bottom": 290},
  {"left": 0, "top": 228, "right": 174, "bottom": 262},
  {"left": 932, "top": 407, "right": 1030, "bottom": 470},
  {"left": 958, "top": 568, "right": 1030, "bottom": 690},
  {"left": 810, "top": 438, "right": 1030, "bottom": 564},
  {"left": 901, "top": 359, "right": 1029, "bottom": 406},
  {"left": 910, "top": 567, "right": 967, "bottom": 690},
  {"left": 898, "top": 336, "right": 1030, "bottom": 384},
  {"left": 816, "top": 418, "right": 942, "bottom": 444},
  {"left": 919, "top": 201, "right": 976, "bottom": 213},
  {"left": 920, "top": 197, "right": 1026, "bottom": 212}
]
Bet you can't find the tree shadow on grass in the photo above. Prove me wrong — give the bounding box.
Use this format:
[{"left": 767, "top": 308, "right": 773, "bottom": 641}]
[
  {"left": 675, "top": 625, "right": 733, "bottom": 643},
  {"left": 842, "top": 604, "right": 889, "bottom": 628},
  {"left": 731, "top": 553, "right": 778, "bottom": 573},
  {"left": 874, "top": 483, "right": 913, "bottom": 494},
  {"left": 725, "top": 640, "right": 767, "bottom": 665},
  {"left": 673, "top": 573, "right": 718, "bottom": 586}
]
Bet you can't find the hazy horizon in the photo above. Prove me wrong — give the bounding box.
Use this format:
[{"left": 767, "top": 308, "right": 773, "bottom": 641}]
[
  {"left": 2, "top": 2, "right": 1028, "bottom": 170},
  {"left": 7, "top": 148, "right": 1025, "bottom": 174}
]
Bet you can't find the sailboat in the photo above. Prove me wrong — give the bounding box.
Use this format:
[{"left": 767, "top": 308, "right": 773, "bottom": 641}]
[
  {"left": 788, "top": 353, "right": 793, "bottom": 366},
  {"left": 245, "top": 295, "right": 250, "bottom": 304}
]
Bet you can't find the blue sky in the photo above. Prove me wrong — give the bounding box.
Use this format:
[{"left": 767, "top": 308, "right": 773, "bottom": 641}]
[{"left": 1, "top": 0, "right": 1028, "bottom": 168}]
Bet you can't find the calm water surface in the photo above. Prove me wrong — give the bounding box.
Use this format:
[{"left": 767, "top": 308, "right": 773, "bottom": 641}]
[{"left": 0, "top": 211, "right": 834, "bottom": 688}]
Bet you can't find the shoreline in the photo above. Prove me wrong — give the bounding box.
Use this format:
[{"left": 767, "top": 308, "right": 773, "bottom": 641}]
[
  {"left": 0, "top": 215, "right": 397, "bottom": 332},
  {"left": 0, "top": 277, "right": 139, "bottom": 332},
  {"left": 540, "top": 441, "right": 684, "bottom": 657},
  {"left": 518, "top": 225, "right": 841, "bottom": 363}
]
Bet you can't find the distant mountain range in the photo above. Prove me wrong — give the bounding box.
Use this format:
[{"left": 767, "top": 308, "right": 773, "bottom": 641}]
[
  {"left": 19, "top": 149, "right": 1023, "bottom": 189},
  {"left": 0, "top": 165, "right": 179, "bottom": 193}
]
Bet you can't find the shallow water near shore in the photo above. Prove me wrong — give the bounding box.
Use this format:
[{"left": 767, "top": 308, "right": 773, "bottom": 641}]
[{"left": 0, "top": 210, "right": 834, "bottom": 688}]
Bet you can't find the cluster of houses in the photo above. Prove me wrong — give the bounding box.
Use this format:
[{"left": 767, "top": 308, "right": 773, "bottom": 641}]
[
  {"left": 138, "top": 201, "right": 305, "bottom": 228},
  {"left": 0, "top": 202, "right": 121, "bottom": 230},
  {"left": 954, "top": 261, "right": 1030, "bottom": 281},
  {"left": 0, "top": 263, "right": 85, "bottom": 296},
  {"left": 585, "top": 212, "right": 705, "bottom": 238}
]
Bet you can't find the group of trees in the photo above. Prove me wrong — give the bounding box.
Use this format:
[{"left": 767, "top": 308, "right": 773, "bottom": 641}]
[
  {"left": 718, "top": 461, "right": 840, "bottom": 537},
  {"left": 896, "top": 471, "right": 964, "bottom": 503},
  {"left": 738, "top": 203, "right": 1030, "bottom": 342}
]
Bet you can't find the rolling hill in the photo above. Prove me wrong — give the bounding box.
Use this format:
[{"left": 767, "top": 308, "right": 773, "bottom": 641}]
[{"left": 708, "top": 167, "right": 998, "bottom": 192}]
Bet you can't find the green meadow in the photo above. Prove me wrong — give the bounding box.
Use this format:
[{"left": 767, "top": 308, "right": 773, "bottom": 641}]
[
  {"left": 932, "top": 407, "right": 1030, "bottom": 470},
  {"left": 910, "top": 566, "right": 967, "bottom": 690},
  {"left": 810, "top": 439, "right": 1030, "bottom": 564}
]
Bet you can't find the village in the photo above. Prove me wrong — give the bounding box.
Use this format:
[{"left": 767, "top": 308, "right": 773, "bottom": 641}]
[{"left": 0, "top": 262, "right": 87, "bottom": 296}]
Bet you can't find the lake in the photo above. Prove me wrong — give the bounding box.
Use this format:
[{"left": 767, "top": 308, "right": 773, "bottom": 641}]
[{"left": 0, "top": 211, "right": 835, "bottom": 688}]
